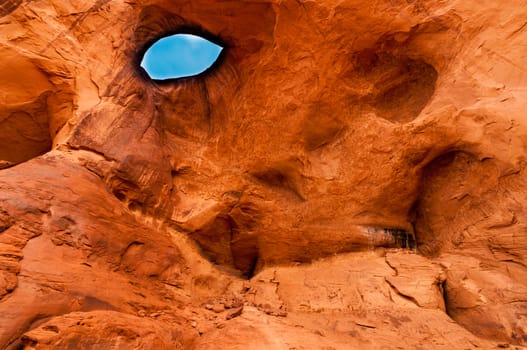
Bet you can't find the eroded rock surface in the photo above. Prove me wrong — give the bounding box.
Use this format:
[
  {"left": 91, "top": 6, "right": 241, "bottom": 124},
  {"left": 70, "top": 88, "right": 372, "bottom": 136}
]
[{"left": 1, "top": 0, "right": 527, "bottom": 348}]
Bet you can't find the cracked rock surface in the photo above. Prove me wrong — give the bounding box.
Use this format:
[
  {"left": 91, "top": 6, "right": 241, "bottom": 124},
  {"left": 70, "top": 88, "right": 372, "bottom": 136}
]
[{"left": 1, "top": 0, "right": 527, "bottom": 348}]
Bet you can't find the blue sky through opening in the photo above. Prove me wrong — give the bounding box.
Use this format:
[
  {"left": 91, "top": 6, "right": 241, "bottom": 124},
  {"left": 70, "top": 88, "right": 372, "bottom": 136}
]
[{"left": 140, "top": 34, "right": 223, "bottom": 80}]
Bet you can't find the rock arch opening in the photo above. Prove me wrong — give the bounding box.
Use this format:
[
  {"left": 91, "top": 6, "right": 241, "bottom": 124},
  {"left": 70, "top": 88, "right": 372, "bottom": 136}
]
[{"left": 139, "top": 33, "right": 224, "bottom": 81}]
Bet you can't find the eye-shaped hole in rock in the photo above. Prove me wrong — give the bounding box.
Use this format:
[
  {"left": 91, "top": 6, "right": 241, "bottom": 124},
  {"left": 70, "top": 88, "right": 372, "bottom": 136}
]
[{"left": 139, "top": 33, "right": 224, "bottom": 81}]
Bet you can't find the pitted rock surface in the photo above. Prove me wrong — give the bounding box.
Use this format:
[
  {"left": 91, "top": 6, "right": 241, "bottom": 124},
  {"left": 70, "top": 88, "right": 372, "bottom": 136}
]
[{"left": 1, "top": 0, "right": 527, "bottom": 348}]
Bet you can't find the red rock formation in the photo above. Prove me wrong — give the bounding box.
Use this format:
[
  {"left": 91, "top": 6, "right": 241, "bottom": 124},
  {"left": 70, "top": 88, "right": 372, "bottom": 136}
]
[{"left": 1, "top": 0, "right": 527, "bottom": 348}]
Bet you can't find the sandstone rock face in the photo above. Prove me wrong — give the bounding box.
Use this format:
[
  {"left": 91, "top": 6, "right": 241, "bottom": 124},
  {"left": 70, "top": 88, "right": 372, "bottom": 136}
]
[{"left": 1, "top": 0, "right": 527, "bottom": 348}]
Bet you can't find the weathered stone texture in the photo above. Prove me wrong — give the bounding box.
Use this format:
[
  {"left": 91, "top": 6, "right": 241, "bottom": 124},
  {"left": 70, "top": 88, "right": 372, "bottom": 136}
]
[{"left": 1, "top": 0, "right": 527, "bottom": 348}]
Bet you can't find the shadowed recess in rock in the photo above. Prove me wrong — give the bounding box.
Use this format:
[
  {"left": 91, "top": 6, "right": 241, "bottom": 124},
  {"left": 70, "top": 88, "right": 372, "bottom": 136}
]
[
  {"left": 0, "top": 0, "right": 22, "bottom": 18},
  {"left": 140, "top": 33, "right": 223, "bottom": 81}
]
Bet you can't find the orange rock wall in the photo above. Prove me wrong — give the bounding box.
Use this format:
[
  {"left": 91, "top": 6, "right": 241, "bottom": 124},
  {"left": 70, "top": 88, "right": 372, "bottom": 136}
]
[{"left": 1, "top": 0, "right": 527, "bottom": 348}]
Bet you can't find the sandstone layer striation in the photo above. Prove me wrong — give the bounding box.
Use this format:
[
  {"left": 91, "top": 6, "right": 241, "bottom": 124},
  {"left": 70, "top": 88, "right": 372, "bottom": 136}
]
[{"left": 1, "top": 0, "right": 527, "bottom": 348}]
